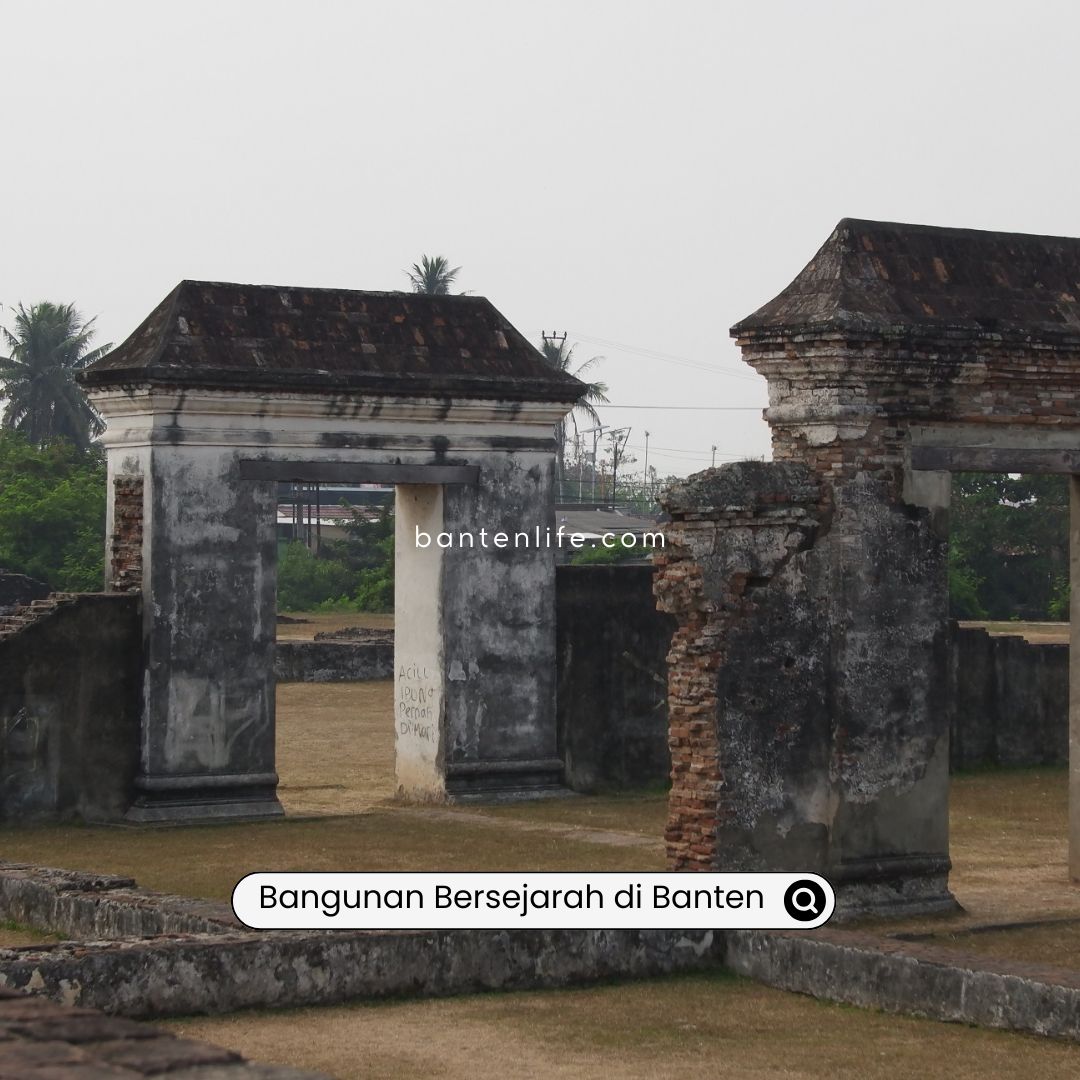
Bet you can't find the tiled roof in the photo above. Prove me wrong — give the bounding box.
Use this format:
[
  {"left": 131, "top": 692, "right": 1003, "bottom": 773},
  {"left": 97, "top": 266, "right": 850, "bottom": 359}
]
[
  {"left": 81, "top": 281, "right": 585, "bottom": 402},
  {"left": 732, "top": 218, "right": 1080, "bottom": 344}
]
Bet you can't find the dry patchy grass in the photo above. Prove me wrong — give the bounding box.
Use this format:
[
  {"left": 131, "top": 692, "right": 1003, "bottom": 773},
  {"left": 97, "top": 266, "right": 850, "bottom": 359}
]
[
  {"left": 958, "top": 620, "right": 1069, "bottom": 645},
  {"left": 868, "top": 767, "right": 1077, "bottom": 946},
  {"left": 166, "top": 971, "right": 1080, "bottom": 1080},
  {"left": 275, "top": 612, "right": 393, "bottom": 641},
  {"left": 276, "top": 681, "right": 396, "bottom": 816},
  {"left": 0, "top": 921, "right": 58, "bottom": 948},
  {"left": 0, "top": 813, "right": 662, "bottom": 903}
]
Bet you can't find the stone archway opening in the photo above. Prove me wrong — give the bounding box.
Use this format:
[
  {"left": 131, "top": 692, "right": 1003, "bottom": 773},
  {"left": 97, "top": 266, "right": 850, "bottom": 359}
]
[
  {"left": 909, "top": 430, "right": 1080, "bottom": 883},
  {"left": 80, "top": 281, "right": 586, "bottom": 824}
]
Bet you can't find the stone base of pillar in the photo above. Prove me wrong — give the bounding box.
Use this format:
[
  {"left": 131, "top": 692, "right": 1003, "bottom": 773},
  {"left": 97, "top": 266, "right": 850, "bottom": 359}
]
[
  {"left": 443, "top": 757, "right": 567, "bottom": 801},
  {"left": 832, "top": 855, "right": 960, "bottom": 921},
  {"left": 124, "top": 773, "right": 284, "bottom": 824}
]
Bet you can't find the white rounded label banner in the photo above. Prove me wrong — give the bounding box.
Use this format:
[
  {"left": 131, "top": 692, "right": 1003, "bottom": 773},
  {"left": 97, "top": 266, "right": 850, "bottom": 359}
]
[{"left": 232, "top": 872, "right": 835, "bottom": 930}]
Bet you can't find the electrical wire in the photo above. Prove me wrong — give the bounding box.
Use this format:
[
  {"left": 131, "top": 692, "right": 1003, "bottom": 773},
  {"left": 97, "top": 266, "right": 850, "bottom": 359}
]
[{"left": 564, "top": 329, "right": 763, "bottom": 383}]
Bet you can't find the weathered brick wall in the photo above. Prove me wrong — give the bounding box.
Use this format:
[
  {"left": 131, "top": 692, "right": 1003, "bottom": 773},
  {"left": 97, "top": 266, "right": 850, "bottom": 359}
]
[
  {"left": 109, "top": 476, "right": 143, "bottom": 593},
  {"left": 738, "top": 334, "right": 1080, "bottom": 488},
  {"left": 655, "top": 461, "right": 952, "bottom": 914},
  {"left": 655, "top": 463, "right": 822, "bottom": 871}
]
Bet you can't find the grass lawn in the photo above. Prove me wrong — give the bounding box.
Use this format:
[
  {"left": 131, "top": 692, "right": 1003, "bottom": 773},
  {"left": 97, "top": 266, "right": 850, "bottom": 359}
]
[{"left": 165, "top": 970, "right": 1080, "bottom": 1080}]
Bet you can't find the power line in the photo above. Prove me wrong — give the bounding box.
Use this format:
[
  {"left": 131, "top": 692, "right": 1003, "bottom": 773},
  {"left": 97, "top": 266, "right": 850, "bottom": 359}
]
[
  {"left": 595, "top": 404, "right": 763, "bottom": 410},
  {"left": 564, "top": 329, "right": 763, "bottom": 384}
]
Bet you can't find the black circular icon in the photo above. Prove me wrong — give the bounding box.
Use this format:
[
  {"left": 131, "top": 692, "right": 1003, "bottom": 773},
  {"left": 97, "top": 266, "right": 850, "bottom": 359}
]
[{"left": 783, "top": 879, "right": 827, "bottom": 922}]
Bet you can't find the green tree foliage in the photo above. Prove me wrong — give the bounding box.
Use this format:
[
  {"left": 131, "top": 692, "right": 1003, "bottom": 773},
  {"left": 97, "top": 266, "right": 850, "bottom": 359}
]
[
  {"left": 0, "top": 434, "right": 105, "bottom": 590},
  {"left": 405, "top": 255, "right": 461, "bottom": 295},
  {"left": 275, "top": 541, "right": 357, "bottom": 611},
  {"left": 0, "top": 302, "right": 110, "bottom": 451},
  {"left": 275, "top": 503, "right": 395, "bottom": 612},
  {"left": 949, "top": 473, "right": 1068, "bottom": 620},
  {"left": 331, "top": 503, "right": 394, "bottom": 612}
]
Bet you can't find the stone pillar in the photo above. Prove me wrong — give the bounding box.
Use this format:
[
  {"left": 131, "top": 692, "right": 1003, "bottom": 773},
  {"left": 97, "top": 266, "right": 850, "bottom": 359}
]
[
  {"left": 126, "top": 446, "right": 282, "bottom": 823},
  {"left": 393, "top": 458, "right": 564, "bottom": 801},
  {"left": 437, "top": 455, "right": 563, "bottom": 798},
  {"left": 823, "top": 474, "right": 952, "bottom": 913}
]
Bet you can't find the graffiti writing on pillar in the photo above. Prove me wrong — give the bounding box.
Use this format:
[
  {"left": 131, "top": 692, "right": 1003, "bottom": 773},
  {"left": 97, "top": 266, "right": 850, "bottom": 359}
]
[{"left": 397, "top": 663, "right": 439, "bottom": 743}]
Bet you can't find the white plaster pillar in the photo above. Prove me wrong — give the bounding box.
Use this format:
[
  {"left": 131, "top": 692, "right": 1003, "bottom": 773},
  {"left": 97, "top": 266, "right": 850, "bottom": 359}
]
[{"left": 394, "top": 485, "right": 446, "bottom": 800}]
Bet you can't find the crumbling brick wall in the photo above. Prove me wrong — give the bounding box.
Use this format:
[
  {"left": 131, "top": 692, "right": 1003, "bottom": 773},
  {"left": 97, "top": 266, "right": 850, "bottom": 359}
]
[
  {"left": 110, "top": 476, "right": 143, "bottom": 593},
  {"left": 656, "top": 460, "right": 952, "bottom": 911},
  {"left": 739, "top": 334, "right": 1080, "bottom": 490},
  {"left": 655, "top": 463, "right": 823, "bottom": 871}
]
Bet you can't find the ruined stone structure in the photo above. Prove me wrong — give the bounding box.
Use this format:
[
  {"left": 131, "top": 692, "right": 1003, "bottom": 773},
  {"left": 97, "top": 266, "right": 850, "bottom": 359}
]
[
  {"left": 79, "top": 282, "right": 583, "bottom": 821},
  {"left": 658, "top": 219, "right": 1080, "bottom": 914}
]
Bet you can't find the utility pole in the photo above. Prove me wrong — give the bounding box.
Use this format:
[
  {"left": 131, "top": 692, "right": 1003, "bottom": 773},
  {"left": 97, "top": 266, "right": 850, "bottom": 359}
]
[
  {"left": 607, "top": 427, "right": 631, "bottom": 510},
  {"left": 581, "top": 424, "right": 608, "bottom": 504},
  {"left": 643, "top": 430, "right": 650, "bottom": 511},
  {"left": 541, "top": 331, "right": 569, "bottom": 498},
  {"left": 575, "top": 428, "right": 585, "bottom": 501},
  {"left": 541, "top": 330, "right": 568, "bottom": 350}
]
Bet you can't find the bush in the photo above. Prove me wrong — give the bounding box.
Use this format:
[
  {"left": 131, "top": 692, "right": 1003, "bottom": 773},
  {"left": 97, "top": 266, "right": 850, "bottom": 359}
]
[
  {"left": 276, "top": 513, "right": 396, "bottom": 613},
  {"left": 276, "top": 542, "right": 357, "bottom": 611}
]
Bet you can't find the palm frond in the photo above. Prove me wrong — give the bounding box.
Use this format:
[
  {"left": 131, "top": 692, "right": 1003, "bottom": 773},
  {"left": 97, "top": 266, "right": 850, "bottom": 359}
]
[
  {"left": 405, "top": 254, "right": 462, "bottom": 295},
  {"left": 0, "top": 300, "right": 107, "bottom": 450}
]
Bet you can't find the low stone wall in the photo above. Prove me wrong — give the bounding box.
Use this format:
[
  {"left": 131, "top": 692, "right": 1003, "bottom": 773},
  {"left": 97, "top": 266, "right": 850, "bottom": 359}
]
[
  {"left": 274, "top": 641, "right": 393, "bottom": 683},
  {"left": 0, "top": 862, "right": 238, "bottom": 939},
  {"left": 0, "top": 594, "right": 141, "bottom": 824},
  {"left": 555, "top": 565, "right": 675, "bottom": 793},
  {"left": 0, "top": 861, "right": 721, "bottom": 1018},
  {"left": 0, "top": 928, "right": 722, "bottom": 1019},
  {"left": 8, "top": 861, "right": 1080, "bottom": 1041},
  {"left": 950, "top": 626, "right": 1068, "bottom": 769},
  {"left": 726, "top": 927, "right": 1080, "bottom": 1041}
]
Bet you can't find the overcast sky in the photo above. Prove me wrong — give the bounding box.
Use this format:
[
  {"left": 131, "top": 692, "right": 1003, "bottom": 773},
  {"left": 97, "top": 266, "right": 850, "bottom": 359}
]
[{"left": 4, "top": 0, "right": 1079, "bottom": 478}]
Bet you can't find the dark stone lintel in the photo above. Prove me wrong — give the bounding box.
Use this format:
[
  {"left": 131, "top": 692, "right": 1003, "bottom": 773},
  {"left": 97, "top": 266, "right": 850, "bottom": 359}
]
[{"left": 238, "top": 460, "right": 480, "bottom": 484}]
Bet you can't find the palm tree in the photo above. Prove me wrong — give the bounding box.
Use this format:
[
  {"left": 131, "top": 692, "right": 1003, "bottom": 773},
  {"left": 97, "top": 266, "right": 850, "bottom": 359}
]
[
  {"left": 539, "top": 335, "right": 609, "bottom": 492},
  {"left": 405, "top": 254, "right": 462, "bottom": 295},
  {"left": 0, "top": 302, "right": 111, "bottom": 451}
]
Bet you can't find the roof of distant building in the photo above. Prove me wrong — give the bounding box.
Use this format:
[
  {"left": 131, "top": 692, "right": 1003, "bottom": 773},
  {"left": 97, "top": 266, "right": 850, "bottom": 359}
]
[{"left": 554, "top": 509, "right": 659, "bottom": 538}]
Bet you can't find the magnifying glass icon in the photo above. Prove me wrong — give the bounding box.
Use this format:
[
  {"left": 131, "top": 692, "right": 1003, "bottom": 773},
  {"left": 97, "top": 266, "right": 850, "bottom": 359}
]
[{"left": 783, "top": 879, "right": 828, "bottom": 922}]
